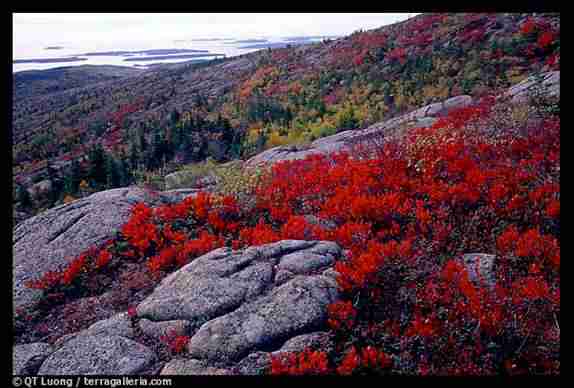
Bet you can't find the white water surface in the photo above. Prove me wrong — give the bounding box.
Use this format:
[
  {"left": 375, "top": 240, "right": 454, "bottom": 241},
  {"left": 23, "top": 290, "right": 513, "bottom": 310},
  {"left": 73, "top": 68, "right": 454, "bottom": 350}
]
[{"left": 13, "top": 13, "right": 417, "bottom": 72}]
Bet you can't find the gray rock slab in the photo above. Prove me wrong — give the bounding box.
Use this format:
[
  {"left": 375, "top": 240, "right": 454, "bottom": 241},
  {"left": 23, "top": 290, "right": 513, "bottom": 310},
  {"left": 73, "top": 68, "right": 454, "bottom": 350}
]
[
  {"left": 13, "top": 186, "right": 179, "bottom": 316},
  {"left": 186, "top": 274, "right": 339, "bottom": 363},
  {"left": 83, "top": 312, "right": 135, "bottom": 339},
  {"left": 134, "top": 240, "right": 342, "bottom": 367},
  {"left": 277, "top": 252, "right": 335, "bottom": 274},
  {"left": 160, "top": 359, "right": 232, "bottom": 375},
  {"left": 273, "top": 331, "right": 334, "bottom": 354},
  {"left": 136, "top": 240, "right": 324, "bottom": 324},
  {"left": 13, "top": 342, "right": 54, "bottom": 375},
  {"left": 234, "top": 352, "right": 271, "bottom": 375},
  {"left": 38, "top": 335, "right": 157, "bottom": 375},
  {"left": 461, "top": 253, "right": 497, "bottom": 289},
  {"left": 138, "top": 319, "right": 191, "bottom": 340}
]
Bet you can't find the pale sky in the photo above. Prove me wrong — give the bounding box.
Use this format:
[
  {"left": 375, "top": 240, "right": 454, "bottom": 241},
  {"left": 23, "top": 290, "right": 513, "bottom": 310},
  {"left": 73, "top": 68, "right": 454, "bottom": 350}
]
[{"left": 13, "top": 13, "right": 418, "bottom": 48}]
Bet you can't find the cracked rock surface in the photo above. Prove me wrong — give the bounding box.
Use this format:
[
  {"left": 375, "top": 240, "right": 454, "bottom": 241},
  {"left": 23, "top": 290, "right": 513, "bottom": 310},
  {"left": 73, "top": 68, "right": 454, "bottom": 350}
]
[
  {"left": 13, "top": 342, "right": 54, "bottom": 375},
  {"left": 23, "top": 240, "right": 343, "bottom": 375},
  {"left": 138, "top": 240, "right": 341, "bottom": 366},
  {"left": 37, "top": 335, "right": 157, "bottom": 375},
  {"left": 13, "top": 240, "right": 343, "bottom": 374},
  {"left": 13, "top": 187, "right": 181, "bottom": 316}
]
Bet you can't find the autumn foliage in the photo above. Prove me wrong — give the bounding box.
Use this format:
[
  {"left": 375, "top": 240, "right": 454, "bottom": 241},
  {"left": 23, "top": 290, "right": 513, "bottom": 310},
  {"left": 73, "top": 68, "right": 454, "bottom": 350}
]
[{"left": 26, "top": 93, "right": 559, "bottom": 374}]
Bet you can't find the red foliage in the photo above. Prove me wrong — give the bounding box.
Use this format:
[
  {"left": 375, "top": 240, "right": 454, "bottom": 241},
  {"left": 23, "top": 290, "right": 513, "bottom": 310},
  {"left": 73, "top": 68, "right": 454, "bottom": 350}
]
[
  {"left": 160, "top": 329, "right": 190, "bottom": 354},
  {"left": 520, "top": 19, "right": 537, "bottom": 35},
  {"left": 127, "top": 306, "right": 137, "bottom": 319},
  {"left": 271, "top": 350, "right": 330, "bottom": 375},
  {"left": 537, "top": 31, "right": 555, "bottom": 49},
  {"left": 27, "top": 93, "right": 560, "bottom": 375},
  {"left": 386, "top": 47, "right": 407, "bottom": 65},
  {"left": 95, "top": 249, "right": 112, "bottom": 269},
  {"left": 327, "top": 301, "right": 357, "bottom": 331},
  {"left": 334, "top": 346, "right": 392, "bottom": 375}
]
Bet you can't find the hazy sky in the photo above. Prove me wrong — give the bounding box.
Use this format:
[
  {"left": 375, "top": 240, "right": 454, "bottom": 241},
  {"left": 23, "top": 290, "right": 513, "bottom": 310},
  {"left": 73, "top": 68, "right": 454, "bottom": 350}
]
[{"left": 13, "top": 13, "right": 417, "bottom": 48}]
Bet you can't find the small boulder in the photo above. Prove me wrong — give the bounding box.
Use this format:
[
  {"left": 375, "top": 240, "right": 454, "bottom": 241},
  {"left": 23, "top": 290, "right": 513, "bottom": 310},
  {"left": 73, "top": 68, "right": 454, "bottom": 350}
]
[
  {"left": 160, "top": 359, "right": 232, "bottom": 375},
  {"left": 13, "top": 342, "right": 53, "bottom": 375},
  {"left": 461, "top": 253, "right": 497, "bottom": 288},
  {"left": 138, "top": 319, "right": 191, "bottom": 340},
  {"left": 38, "top": 335, "right": 157, "bottom": 375}
]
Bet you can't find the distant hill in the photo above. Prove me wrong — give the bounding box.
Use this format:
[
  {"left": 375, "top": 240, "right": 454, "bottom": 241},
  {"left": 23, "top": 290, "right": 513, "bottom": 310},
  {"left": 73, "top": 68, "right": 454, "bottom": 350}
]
[
  {"left": 12, "top": 13, "right": 560, "bottom": 212},
  {"left": 13, "top": 65, "right": 144, "bottom": 102}
]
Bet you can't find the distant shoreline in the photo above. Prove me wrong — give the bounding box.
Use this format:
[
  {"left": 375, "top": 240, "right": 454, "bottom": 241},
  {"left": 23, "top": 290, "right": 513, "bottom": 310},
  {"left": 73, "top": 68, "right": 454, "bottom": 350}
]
[
  {"left": 81, "top": 48, "right": 209, "bottom": 57},
  {"left": 14, "top": 57, "right": 88, "bottom": 64},
  {"left": 123, "top": 53, "right": 225, "bottom": 62}
]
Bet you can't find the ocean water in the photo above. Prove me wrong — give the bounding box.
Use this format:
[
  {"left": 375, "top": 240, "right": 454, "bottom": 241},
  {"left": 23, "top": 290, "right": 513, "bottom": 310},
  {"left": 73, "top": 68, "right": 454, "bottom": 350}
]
[
  {"left": 12, "top": 37, "right": 314, "bottom": 73},
  {"left": 13, "top": 14, "right": 418, "bottom": 73}
]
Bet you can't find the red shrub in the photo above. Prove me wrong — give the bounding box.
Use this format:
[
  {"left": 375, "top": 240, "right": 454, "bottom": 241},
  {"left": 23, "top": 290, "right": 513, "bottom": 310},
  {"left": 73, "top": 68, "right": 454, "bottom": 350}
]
[
  {"left": 160, "top": 329, "right": 190, "bottom": 354},
  {"left": 271, "top": 350, "right": 330, "bottom": 375}
]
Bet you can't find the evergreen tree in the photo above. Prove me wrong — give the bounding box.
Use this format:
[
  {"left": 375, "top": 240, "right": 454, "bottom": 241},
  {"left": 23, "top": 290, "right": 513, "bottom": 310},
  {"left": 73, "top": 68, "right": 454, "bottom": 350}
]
[
  {"left": 16, "top": 184, "right": 32, "bottom": 209},
  {"left": 138, "top": 125, "right": 147, "bottom": 153},
  {"left": 117, "top": 157, "right": 133, "bottom": 187},
  {"left": 129, "top": 143, "right": 140, "bottom": 171},
  {"left": 87, "top": 144, "right": 107, "bottom": 189},
  {"left": 64, "top": 159, "right": 82, "bottom": 195},
  {"left": 105, "top": 154, "right": 121, "bottom": 189},
  {"left": 168, "top": 109, "right": 180, "bottom": 127}
]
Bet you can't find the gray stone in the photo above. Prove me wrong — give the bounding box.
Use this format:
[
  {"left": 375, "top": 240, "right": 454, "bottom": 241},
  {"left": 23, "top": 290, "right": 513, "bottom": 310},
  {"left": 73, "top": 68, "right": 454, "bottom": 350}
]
[
  {"left": 412, "top": 117, "right": 438, "bottom": 129},
  {"left": 136, "top": 256, "right": 274, "bottom": 326},
  {"left": 13, "top": 342, "right": 53, "bottom": 375},
  {"left": 274, "top": 332, "right": 334, "bottom": 354},
  {"left": 187, "top": 274, "right": 339, "bottom": 363},
  {"left": 164, "top": 171, "right": 192, "bottom": 190},
  {"left": 84, "top": 312, "right": 135, "bottom": 339},
  {"left": 506, "top": 71, "right": 560, "bottom": 103},
  {"left": 134, "top": 240, "right": 342, "bottom": 366},
  {"left": 322, "top": 268, "right": 340, "bottom": 281},
  {"left": 13, "top": 186, "right": 177, "bottom": 316},
  {"left": 160, "top": 359, "right": 232, "bottom": 375},
  {"left": 461, "top": 253, "right": 497, "bottom": 288},
  {"left": 274, "top": 269, "right": 295, "bottom": 285},
  {"left": 136, "top": 240, "right": 325, "bottom": 324},
  {"left": 234, "top": 352, "right": 271, "bottom": 375},
  {"left": 138, "top": 319, "right": 191, "bottom": 340},
  {"left": 441, "top": 95, "right": 474, "bottom": 115},
  {"left": 244, "top": 94, "right": 474, "bottom": 169},
  {"left": 161, "top": 188, "right": 199, "bottom": 201},
  {"left": 423, "top": 102, "right": 445, "bottom": 117},
  {"left": 38, "top": 335, "right": 157, "bottom": 375},
  {"left": 277, "top": 252, "right": 335, "bottom": 274}
]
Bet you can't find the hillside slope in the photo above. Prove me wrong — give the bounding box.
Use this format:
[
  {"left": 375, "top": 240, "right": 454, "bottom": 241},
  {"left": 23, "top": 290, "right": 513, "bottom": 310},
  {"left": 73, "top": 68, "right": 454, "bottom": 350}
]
[
  {"left": 13, "top": 13, "right": 559, "bottom": 174},
  {"left": 12, "top": 13, "right": 561, "bottom": 231},
  {"left": 13, "top": 71, "right": 560, "bottom": 374}
]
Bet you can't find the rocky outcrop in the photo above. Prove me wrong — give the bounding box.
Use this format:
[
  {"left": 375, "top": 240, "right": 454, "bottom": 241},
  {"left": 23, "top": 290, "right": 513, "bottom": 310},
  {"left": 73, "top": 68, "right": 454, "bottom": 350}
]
[
  {"left": 37, "top": 335, "right": 157, "bottom": 375},
  {"left": 160, "top": 359, "right": 233, "bottom": 375},
  {"left": 13, "top": 187, "right": 182, "bottom": 316},
  {"left": 245, "top": 94, "right": 474, "bottom": 168},
  {"left": 137, "top": 240, "right": 341, "bottom": 365},
  {"left": 27, "top": 179, "right": 52, "bottom": 200},
  {"left": 13, "top": 343, "right": 54, "bottom": 375},
  {"left": 233, "top": 331, "right": 335, "bottom": 375},
  {"left": 461, "top": 253, "right": 497, "bottom": 289},
  {"left": 19, "top": 240, "right": 342, "bottom": 375},
  {"left": 138, "top": 319, "right": 191, "bottom": 341},
  {"left": 505, "top": 71, "right": 560, "bottom": 103},
  {"left": 246, "top": 71, "right": 560, "bottom": 169}
]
